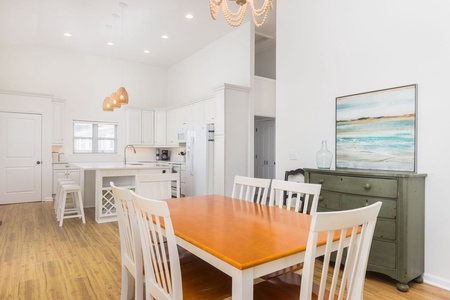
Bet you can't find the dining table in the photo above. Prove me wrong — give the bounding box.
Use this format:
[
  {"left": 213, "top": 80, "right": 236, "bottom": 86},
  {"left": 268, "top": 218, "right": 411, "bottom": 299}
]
[{"left": 165, "top": 194, "right": 336, "bottom": 300}]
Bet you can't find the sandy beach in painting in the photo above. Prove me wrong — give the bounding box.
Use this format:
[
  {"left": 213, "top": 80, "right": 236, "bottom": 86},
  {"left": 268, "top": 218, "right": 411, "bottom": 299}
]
[{"left": 336, "top": 114, "right": 415, "bottom": 171}]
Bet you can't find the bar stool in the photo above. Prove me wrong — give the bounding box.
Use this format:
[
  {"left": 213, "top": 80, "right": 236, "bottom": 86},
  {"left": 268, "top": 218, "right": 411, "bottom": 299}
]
[
  {"left": 54, "top": 179, "right": 75, "bottom": 218},
  {"left": 58, "top": 183, "right": 85, "bottom": 227}
]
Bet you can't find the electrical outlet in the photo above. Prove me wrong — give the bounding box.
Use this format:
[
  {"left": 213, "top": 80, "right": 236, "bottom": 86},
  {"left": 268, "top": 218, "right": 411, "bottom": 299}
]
[{"left": 289, "top": 150, "right": 298, "bottom": 160}]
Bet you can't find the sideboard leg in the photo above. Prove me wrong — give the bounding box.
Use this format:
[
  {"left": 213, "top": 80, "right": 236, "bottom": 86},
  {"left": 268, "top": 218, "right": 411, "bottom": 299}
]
[
  {"left": 396, "top": 282, "right": 409, "bottom": 292},
  {"left": 413, "top": 274, "right": 424, "bottom": 283}
]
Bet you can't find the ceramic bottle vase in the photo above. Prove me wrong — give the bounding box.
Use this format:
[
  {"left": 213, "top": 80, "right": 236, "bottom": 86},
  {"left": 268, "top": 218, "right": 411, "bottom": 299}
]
[{"left": 316, "top": 140, "right": 333, "bottom": 169}]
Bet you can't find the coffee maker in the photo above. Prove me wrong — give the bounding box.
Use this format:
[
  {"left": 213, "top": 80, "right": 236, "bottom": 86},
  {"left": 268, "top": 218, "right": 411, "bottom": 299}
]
[{"left": 160, "top": 150, "right": 170, "bottom": 161}]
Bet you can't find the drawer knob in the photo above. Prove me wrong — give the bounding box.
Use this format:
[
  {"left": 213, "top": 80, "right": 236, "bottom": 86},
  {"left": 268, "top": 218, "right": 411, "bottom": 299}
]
[
  {"left": 319, "top": 195, "right": 324, "bottom": 201},
  {"left": 364, "top": 183, "right": 371, "bottom": 190},
  {"left": 318, "top": 179, "right": 324, "bottom": 184}
]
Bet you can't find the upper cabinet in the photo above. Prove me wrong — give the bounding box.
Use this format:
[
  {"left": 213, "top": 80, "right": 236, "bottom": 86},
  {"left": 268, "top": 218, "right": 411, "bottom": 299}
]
[
  {"left": 127, "top": 108, "right": 154, "bottom": 146},
  {"left": 154, "top": 110, "right": 166, "bottom": 146},
  {"left": 52, "top": 99, "right": 65, "bottom": 145},
  {"left": 166, "top": 106, "right": 186, "bottom": 146},
  {"left": 204, "top": 97, "right": 216, "bottom": 124}
]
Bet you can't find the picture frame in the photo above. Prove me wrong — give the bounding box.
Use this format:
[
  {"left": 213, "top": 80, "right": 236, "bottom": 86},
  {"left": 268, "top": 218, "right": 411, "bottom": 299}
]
[{"left": 335, "top": 84, "right": 417, "bottom": 172}]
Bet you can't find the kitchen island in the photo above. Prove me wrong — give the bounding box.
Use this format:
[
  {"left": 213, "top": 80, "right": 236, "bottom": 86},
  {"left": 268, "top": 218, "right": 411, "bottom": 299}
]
[{"left": 72, "top": 162, "right": 171, "bottom": 223}]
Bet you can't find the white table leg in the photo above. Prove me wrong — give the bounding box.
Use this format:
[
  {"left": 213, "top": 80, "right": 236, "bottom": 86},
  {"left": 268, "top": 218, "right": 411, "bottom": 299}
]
[{"left": 232, "top": 268, "right": 253, "bottom": 300}]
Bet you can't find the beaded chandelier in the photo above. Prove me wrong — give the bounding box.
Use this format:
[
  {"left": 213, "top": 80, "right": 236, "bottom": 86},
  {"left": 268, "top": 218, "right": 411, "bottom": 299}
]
[{"left": 209, "top": 0, "right": 273, "bottom": 27}]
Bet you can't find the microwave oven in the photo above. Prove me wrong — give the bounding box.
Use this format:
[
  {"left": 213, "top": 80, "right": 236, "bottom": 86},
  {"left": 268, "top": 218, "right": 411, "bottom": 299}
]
[{"left": 177, "top": 129, "right": 186, "bottom": 144}]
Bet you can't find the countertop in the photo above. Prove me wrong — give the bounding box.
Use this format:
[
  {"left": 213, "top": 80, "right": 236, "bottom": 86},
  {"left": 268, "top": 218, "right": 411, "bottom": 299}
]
[{"left": 70, "top": 162, "right": 172, "bottom": 170}]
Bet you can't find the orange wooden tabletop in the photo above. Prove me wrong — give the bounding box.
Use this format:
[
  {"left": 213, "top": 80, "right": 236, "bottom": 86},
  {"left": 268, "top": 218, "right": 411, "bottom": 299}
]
[{"left": 166, "top": 195, "right": 314, "bottom": 270}]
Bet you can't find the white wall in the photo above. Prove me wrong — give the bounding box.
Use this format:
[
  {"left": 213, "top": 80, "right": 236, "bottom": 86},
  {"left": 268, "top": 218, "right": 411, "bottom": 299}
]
[
  {"left": 167, "top": 22, "right": 253, "bottom": 106},
  {"left": 277, "top": 0, "right": 450, "bottom": 290},
  {"left": 255, "top": 45, "right": 276, "bottom": 79},
  {"left": 0, "top": 45, "right": 168, "bottom": 158},
  {"left": 254, "top": 76, "right": 275, "bottom": 117}
]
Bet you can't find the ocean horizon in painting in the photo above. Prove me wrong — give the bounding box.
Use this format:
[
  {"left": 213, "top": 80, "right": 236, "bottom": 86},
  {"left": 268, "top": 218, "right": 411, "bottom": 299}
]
[{"left": 336, "top": 85, "right": 416, "bottom": 172}]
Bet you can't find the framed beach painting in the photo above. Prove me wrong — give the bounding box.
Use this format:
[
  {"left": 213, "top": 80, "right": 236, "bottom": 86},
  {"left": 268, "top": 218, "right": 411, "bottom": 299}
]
[{"left": 335, "top": 84, "right": 417, "bottom": 172}]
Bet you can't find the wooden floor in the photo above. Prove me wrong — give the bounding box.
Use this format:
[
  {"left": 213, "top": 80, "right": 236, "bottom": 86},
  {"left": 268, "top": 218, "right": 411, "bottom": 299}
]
[{"left": 1, "top": 201, "right": 449, "bottom": 299}]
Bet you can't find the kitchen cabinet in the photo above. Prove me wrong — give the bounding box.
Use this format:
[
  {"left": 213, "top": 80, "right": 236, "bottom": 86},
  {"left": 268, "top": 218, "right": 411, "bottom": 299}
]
[
  {"left": 191, "top": 101, "right": 204, "bottom": 125},
  {"left": 127, "top": 108, "right": 154, "bottom": 145},
  {"left": 212, "top": 84, "right": 251, "bottom": 196},
  {"left": 305, "top": 168, "right": 426, "bottom": 292},
  {"left": 154, "top": 110, "right": 166, "bottom": 146},
  {"left": 166, "top": 106, "right": 191, "bottom": 146},
  {"left": 52, "top": 163, "right": 80, "bottom": 194},
  {"left": 204, "top": 97, "right": 216, "bottom": 124},
  {"left": 52, "top": 100, "right": 65, "bottom": 145}
]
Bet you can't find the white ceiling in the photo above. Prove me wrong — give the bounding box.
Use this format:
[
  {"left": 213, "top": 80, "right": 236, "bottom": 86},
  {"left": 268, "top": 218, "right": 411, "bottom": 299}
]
[{"left": 0, "top": 0, "right": 276, "bottom": 68}]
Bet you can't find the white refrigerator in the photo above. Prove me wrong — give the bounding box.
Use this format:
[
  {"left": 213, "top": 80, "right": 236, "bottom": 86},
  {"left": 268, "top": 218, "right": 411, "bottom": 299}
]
[{"left": 185, "top": 124, "right": 214, "bottom": 196}]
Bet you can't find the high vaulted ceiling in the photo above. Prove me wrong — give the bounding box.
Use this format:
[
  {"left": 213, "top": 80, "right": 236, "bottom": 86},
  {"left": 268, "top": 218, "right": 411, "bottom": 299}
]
[{"left": 0, "top": 0, "right": 276, "bottom": 68}]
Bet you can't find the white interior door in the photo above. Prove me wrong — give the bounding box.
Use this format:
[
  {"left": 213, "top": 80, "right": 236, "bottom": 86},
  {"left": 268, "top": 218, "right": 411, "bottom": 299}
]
[
  {"left": 0, "top": 112, "right": 42, "bottom": 204},
  {"left": 254, "top": 118, "right": 275, "bottom": 180}
]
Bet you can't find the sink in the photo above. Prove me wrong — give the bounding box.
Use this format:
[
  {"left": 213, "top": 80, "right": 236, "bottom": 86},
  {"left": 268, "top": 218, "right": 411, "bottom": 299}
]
[{"left": 127, "top": 163, "right": 144, "bottom": 166}]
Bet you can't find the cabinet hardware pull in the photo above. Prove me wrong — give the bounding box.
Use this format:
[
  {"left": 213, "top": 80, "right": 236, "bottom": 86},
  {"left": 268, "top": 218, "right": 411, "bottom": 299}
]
[
  {"left": 319, "top": 195, "right": 324, "bottom": 201},
  {"left": 318, "top": 179, "right": 324, "bottom": 184},
  {"left": 364, "top": 183, "right": 371, "bottom": 190}
]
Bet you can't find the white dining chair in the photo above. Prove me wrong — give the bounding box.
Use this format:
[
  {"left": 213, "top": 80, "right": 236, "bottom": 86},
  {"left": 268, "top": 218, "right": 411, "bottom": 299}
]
[
  {"left": 269, "top": 179, "right": 322, "bottom": 214},
  {"left": 231, "top": 175, "right": 271, "bottom": 204},
  {"left": 253, "top": 201, "right": 382, "bottom": 300},
  {"left": 110, "top": 182, "right": 144, "bottom": 300},
  {"left": 130, "top": 190, "right": 232, "bottom": 300},
  {"left": 135, "top": 173, "right": 180, "bottom": 199}
]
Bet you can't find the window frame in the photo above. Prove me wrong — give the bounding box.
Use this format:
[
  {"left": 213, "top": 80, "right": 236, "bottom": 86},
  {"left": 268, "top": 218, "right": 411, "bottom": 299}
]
[{"left": 73, "top": 121, "right": 118, "bottom": 154}]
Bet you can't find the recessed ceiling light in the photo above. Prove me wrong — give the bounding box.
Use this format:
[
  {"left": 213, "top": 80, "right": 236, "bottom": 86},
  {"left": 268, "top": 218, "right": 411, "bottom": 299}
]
[
  {"left": 185, "top": 14, "right": 193, "bottom": 19},
  {"left": 161, "top": 35, "right": 168, "bottom": 39},
  {"left": 107, "top": 42, "right": 114, "bottom": 46},
  {"left": 144, "top": 50, "right": 150, "bottom": 54},
  {"left": 64, "top": 32, "right": 71, "bottom": 37}
]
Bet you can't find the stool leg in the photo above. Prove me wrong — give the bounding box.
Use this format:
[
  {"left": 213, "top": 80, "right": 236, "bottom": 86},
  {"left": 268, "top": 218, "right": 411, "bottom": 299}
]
[
  {"left": 59, "top": 190, "right": 67, "bottom": 227},
  {"left": 76, "top": 190, "right": 86, "bottom": 224}
]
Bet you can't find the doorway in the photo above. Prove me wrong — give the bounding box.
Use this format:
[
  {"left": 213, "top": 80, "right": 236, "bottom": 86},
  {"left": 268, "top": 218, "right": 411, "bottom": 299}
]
[
  {"left": 254, "top": 117, "right": 275, "bottom": 180},
  {"left": 0, "top": 112, "right": 42, "bottom": 204}
]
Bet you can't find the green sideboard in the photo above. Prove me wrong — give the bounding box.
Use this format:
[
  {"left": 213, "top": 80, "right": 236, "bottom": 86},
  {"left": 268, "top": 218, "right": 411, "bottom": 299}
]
[{"left": 305, "top": 168, "right": 426, "bottom": 292}]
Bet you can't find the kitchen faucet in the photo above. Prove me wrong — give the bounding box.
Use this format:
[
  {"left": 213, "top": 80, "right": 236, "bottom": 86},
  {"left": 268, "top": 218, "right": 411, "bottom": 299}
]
[{"left": 124, "top": 144, "right": 136, "bottom": 165}]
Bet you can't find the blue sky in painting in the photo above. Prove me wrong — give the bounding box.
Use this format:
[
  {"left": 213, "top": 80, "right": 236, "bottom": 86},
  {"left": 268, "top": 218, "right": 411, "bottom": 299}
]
[{"left": 336, "top": 86, "right": 416, "bottom": 121}]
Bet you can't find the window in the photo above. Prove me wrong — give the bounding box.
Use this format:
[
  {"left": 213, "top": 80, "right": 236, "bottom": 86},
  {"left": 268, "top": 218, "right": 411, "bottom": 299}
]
[{"left": 73, "top": 121, "right": 117, "bottom": 154}]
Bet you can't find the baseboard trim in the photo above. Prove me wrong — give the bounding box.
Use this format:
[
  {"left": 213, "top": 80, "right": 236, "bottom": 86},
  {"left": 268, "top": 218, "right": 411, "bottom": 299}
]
[
  {"left": 423, "top": 273, "right": 450, "bottom": 291},
  {"left": 44, "top": 196, "right": 54, "bottom": 202}
]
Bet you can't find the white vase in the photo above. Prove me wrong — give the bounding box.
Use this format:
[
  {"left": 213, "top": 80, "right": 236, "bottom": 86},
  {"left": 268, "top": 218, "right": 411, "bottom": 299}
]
[{"left": 316, "top": 140, "right": 333, "bottom": 169}]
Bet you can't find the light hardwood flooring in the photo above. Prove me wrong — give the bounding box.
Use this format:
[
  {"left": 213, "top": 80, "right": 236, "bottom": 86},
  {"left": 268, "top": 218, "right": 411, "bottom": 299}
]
[{"left": 1, "top": 201, "right": 449, "bottom": 299}]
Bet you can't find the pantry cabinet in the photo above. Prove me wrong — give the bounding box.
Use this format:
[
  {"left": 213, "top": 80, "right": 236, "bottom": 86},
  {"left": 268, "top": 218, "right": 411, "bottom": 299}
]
[
  {"left": 305, "top": 168, "right": 426, "bottom": 292},
  {"left": 52, "top": 100, "right": 65, "bottom": 145}
]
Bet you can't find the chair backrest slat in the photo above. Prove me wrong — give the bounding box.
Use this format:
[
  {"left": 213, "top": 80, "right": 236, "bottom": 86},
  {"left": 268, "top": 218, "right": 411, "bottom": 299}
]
[
  {"left": 131, "top": 190, "right": 183, "bottom": 300},
  {"left": 231, "top": 175, "right": 271, "bottom": 204},
  {"left": 300, "top": 202, "right": 382, "bottom": 300},
  {"left": 269, "top": 179, "right": 321, "bottom": 214}
]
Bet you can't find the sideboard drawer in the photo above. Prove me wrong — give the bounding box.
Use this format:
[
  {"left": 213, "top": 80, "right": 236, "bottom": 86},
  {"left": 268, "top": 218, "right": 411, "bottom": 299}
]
[
  {"left": 317, "top": 191, "right": 341, "bottom": 211},
  {"left": 341, "top": 195, "right": 397, "bottom": 219},
  {"left": 369, "top": 240, "right": 396, "bottom": 269},
  {"left": 310, "top": 173, "right": 398, "bottom": 198},
  {"left": 374, "top": 219, "right": 396, "bottom": 240}
]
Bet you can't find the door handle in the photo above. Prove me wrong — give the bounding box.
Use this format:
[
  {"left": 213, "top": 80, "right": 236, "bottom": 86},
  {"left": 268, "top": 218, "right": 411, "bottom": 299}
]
[{"left": 36, "top": 161, "right": 41, "bottom": 165}]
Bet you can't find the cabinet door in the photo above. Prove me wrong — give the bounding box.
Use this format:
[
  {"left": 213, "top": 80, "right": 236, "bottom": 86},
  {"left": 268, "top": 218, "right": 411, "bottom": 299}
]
[
  {"left": 204, "top": 98, "right": 216, "bottom": 124},
  {"left": 191, "top": 102, "right": 204, "bottom": 125},
  {"left": 154, "top": 110, "right": 167, "bottom": 146},
  {"left": 140, "top": 110, "right": 154, "bottom": 145},
  {"left": 166, "top": 108, "right": 181, "bottom": 146},
  {"left": 127, "top": 109, "right": 142, "bottom": 144},
  {"left": 52, "top": 170, "right": 67, "bottom": 194},
  {"left": 67, "top": 169, "right": 80, "bottom": 185},
  {"left": 52, "top": 101, "right": 64, "bottom": 145}
]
